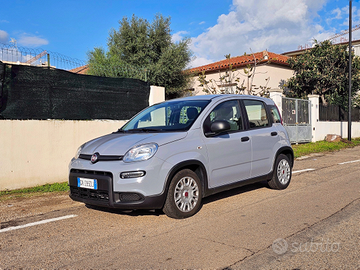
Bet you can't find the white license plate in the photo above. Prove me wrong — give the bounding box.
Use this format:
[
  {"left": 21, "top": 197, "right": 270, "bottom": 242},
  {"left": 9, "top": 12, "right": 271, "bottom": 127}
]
[{"left": 77, "top": 177, "right": 98, "bottom": 190}]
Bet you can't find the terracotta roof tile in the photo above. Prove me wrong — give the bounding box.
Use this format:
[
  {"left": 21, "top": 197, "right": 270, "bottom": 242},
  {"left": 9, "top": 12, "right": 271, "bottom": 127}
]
[
  {"left": 69, "top": 65, "right": 89, "bottom": 74},
  {"left": 188, "top": 51, "right": 289, "bottom": 74}
]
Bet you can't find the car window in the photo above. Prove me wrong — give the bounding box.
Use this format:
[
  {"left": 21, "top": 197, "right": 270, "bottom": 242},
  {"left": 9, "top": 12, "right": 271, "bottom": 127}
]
[
  {"left": 269, "top": 105, "right": 282, "bottom": 124},
  {"left": 243, "top": 100, "right": 269, "bottom": 128},
  {"left": 203, "top": 100, "right": 243, "bottom": 133},
  {"left": 121, "top": 100, "right": 209, "bottom": 132}
]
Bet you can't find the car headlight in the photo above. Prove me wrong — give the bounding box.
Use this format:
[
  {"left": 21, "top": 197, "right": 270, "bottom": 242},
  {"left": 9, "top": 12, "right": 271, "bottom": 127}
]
[
  {"left": 75, "top": 143, "right": 86, "bottom": 159},
  {"left": 123, "top": 143, "right": 158, "bottom": 163}
]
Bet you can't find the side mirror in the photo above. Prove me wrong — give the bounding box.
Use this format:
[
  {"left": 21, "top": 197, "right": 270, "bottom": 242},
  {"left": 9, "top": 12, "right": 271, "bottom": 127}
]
[{"left": 205, "top": 120, "right": 230, "bottom": 136}]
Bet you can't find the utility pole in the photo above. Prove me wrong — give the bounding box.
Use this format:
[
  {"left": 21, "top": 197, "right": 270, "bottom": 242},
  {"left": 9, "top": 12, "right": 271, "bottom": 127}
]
[{"left": 348, "top": 0, "right": 352, "bottom": 141}]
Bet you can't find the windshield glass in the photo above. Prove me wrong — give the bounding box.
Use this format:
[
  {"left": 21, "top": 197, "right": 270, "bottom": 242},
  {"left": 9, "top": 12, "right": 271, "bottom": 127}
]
[{"left": 120, "top": 99, "right": 210, "bottom": 132}]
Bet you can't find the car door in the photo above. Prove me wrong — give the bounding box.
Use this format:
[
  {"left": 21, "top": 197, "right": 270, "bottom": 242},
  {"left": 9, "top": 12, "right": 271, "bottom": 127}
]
[
  {"left": 202, "top": 99, "right": 252, "bottom": 188},
  {"left": 242, "top": 99, "right": 280, "bottom": 177}
]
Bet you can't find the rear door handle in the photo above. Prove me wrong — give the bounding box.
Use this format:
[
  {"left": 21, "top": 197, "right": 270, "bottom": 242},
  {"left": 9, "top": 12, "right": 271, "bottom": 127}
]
[
  {"left": 241, "top": 136, "right": 250, "bottom": 142},
  {"left": 271, "top": 132, "right": 278, "bottom": 136}
]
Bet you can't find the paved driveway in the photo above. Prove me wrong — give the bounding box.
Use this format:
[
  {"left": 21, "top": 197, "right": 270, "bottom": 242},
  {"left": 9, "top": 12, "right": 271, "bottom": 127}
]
[{"left": 1, "top": 146, "right": 360, "bottom": 269}]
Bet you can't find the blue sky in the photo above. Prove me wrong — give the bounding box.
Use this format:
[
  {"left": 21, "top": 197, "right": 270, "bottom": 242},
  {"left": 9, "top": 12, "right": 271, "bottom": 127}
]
[{"left": 1, "top": 0, "right": 360, "bottom": 68}]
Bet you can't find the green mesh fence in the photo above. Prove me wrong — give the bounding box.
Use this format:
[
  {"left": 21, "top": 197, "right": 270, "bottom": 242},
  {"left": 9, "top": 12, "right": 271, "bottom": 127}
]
[{"left": 0, "top": 62, "right": 150, "bottom": 120}]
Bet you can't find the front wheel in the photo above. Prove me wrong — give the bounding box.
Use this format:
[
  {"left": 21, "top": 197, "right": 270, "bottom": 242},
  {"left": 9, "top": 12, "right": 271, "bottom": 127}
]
[
  {"left": 163, "top": 169, "right": 202, "bottom": 219},
  {"left": 268, "top": 154, "right": 292, "bottom": 190}
]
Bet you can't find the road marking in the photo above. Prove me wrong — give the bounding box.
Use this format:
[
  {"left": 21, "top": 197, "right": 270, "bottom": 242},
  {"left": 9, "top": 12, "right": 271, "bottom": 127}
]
[
  {"left": 338, "top": 160, "right": 360, "bottom": 165},
  {"left": 0, "top": 214, "right": 77, "bottom": 233},
  {"left": 293, "top": 168, "right": 315, "bottom": 174}
]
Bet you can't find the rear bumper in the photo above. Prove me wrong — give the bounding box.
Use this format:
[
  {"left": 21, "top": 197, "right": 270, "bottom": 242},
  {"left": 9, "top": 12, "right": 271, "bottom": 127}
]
[{"left": 69, "top": 170, "right": 166, "bottom": 210}]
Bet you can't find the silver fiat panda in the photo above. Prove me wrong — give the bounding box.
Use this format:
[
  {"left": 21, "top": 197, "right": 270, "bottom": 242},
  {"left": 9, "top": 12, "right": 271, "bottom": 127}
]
[{"left": 69, "top": 94, "right": 293, "bottom": 219}]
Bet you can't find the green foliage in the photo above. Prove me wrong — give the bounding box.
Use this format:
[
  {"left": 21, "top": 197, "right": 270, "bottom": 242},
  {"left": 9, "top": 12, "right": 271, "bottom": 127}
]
[
  {"left": 87, "top": 14, "right": 192, "bottom": 97},
  {"left": 286, "top": 40, "right": 360, "bottom": 109}
]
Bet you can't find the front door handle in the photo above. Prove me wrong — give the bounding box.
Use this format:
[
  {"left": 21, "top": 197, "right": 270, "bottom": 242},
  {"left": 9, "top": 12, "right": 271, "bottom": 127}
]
[
  {"left": 271, "top": 132, "right": 278, "bottom": 136},
  {"left": 241, "top": 136, "right": 250, "bottom": 142}
]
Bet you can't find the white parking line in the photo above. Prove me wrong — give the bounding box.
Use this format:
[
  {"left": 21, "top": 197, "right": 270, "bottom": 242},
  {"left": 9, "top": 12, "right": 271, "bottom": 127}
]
[
  {"left": 338, "top": 160, "right": 360, "bottom": 165},
  {"left": 293, "top": 168, "right": 316, "bottom": 174},
  {"left": 0, "top": 214, "right": 77, "bottom": 233}
]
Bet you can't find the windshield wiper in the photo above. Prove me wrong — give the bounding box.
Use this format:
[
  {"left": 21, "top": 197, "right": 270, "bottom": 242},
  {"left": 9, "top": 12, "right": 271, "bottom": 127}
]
[
  {"left": 113, "top": 129, "right": 128, "bottom": 133},
  {"left": 126, "top": 128, "right": 162, "bottom": 132}
]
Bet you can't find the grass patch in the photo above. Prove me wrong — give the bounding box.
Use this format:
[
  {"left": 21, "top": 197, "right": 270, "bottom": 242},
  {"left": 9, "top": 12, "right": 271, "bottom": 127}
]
[
  {"left": 292, "top": 137, "right": 360, "bottom": 158},
  {"left": 0, "top": 182, "right": 69, "bottom": 197}
]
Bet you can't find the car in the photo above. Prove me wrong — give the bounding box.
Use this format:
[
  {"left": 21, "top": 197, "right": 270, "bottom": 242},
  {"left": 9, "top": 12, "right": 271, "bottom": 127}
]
[{"left": 68, "top": 94, "right": 293, "bottom": 219}]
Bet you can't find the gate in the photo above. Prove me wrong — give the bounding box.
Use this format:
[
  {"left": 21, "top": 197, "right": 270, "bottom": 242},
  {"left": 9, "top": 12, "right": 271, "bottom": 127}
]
[{"left": 282, "top": 97, "right": 312, "bottom": 143}]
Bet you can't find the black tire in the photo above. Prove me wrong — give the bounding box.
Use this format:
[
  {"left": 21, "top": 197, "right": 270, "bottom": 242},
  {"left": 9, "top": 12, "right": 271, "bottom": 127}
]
[
  {"left": 163, "top": 169, "right": 202, "bottom": 219},
  {"left": 268, "top": 154, "right": 292, "bottom": 190}
]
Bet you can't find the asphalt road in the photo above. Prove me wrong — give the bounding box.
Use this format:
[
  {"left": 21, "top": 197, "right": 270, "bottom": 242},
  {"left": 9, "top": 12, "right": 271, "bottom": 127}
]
[{"left": 1, "top": 146, "right": 360, "bottom": 269}]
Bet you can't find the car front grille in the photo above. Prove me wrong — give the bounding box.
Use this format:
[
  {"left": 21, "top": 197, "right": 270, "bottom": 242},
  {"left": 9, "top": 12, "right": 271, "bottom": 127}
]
[
  {"left": 79, "top": 154, "right": 123, "bottom": 161},
  {"left": 69, "top": 169, "right": 113, "bottom": 203},
  {"left": 70, "top": 186, "right": 109, "bottom": 201},
  {"left": 70, "top": 169, "right": 112, "bottom": 177}
]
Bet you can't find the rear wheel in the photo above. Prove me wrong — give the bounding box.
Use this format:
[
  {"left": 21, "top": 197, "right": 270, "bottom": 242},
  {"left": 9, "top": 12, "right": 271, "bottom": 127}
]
[
  {"left": 163, "top": 169, "right": 202, "bottom": 219},
  {"left": 268, "top": 154, "right": 291, "bottom": 189}
]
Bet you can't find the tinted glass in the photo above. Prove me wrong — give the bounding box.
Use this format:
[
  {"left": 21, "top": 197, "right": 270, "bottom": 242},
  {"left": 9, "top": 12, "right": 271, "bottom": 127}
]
[
  {"left": 243, "top": 100, "right": 269, "bottom": 128},
  {"left": 269, "top": 105, "right": 281, "bottom": 123},
  {"left": 204, "top": 100, "right": 243, "bottom": 133}
]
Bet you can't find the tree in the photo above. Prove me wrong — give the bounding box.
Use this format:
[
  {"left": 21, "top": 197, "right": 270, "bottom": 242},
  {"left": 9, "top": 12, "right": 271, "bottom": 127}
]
[
  {"left": 285, "top": 40, "right": 360, "bottom": 109},
  {"left": 87, "top": 14, "right": 192, "bottom": 98},
  {"left": 197, "top": 53, "right": 271, "bottom": 97}
]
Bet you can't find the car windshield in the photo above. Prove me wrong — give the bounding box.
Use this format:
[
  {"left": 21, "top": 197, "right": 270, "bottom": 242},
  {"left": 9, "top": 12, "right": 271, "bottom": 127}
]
[{"left": 119, "top": 99, "right": 210, "bottom": 132}]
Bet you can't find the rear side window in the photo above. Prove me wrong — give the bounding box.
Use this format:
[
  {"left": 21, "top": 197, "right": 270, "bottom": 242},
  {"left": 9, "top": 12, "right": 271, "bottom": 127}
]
[
  {"left": 243, "top": 100, "right": 269, "bottom": 128},
  {"left": 269, "top": 105, "right": 282, "bottom": 123}
]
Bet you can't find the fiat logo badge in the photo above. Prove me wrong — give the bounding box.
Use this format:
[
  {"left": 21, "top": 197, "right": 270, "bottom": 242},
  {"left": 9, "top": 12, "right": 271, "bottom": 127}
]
[{"left": 91, "top": 153, "right": 99, "bottom": 164}]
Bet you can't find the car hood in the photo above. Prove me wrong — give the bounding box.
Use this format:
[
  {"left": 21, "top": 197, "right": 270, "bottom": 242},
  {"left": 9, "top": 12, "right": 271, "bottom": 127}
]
[{"left": 81, "top": 132, "right": 187, "bottom": 155}]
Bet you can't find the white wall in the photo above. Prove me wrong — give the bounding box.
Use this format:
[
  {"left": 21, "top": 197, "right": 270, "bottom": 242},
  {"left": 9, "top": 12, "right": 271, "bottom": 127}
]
[
  {"left": 309, "top": 94, "right": 360, "bottom": 141},
  {"left": 0, "top": 120, "right": 127, "bottom": 191},
  {"left": 190, "top": 64, "right": 294, "bottom": 96},
  {"left": 314, "top": 121, "right": 360, "bottom": 141},
  {"left": 0, "top": 86, "right": 165, "bottom": 191}
]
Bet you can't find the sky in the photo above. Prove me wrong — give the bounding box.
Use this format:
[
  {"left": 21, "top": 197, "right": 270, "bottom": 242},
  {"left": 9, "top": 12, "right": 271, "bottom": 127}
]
[{"left": 1, "top": 0, "right": 360, "bottom": 69}]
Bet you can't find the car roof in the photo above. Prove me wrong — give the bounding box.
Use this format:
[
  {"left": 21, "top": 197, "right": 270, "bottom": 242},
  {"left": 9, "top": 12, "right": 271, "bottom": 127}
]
[{"left": 165, "top": 94, "right": 274, "bottom": 105}]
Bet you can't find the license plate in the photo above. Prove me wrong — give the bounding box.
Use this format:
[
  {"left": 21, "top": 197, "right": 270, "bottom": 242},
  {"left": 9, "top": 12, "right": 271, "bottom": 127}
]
[{"left": 77, "top": 177, "right": 98, "bottom": 190}]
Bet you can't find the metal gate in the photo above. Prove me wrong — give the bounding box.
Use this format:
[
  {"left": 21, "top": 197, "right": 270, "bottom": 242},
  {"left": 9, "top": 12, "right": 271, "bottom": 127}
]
[{"left": 282, "top": 97, "right": 312, "bottom": 143}]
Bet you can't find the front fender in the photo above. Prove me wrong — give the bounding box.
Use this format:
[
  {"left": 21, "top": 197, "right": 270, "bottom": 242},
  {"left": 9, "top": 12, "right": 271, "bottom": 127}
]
[{"left": 160, "top": 156, "right": 209, "bottom": 199}]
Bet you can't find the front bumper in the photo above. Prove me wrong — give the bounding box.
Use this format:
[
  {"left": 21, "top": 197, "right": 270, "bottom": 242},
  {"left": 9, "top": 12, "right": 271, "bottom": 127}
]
[{"left": 69, "top": 169, "right": 166, "bottom": 209}]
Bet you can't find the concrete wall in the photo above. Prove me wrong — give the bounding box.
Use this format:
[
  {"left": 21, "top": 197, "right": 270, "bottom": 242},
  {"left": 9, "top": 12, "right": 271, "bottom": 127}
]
[
  {"left": 0, "top": 120, "right": 126, "bottom": 191},
  {"left": 0, "top": 86, "right": 165, "bottom": 191},
  {"left": 314, "top": 121, "right": 360, "bottom": 141},
  {"left": 309, "top": 95, "right": 360, "bottom": 141}
]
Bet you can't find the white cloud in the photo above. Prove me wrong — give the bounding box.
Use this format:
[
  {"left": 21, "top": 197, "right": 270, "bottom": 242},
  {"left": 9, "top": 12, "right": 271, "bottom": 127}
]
[
  {"left": 18, "top": 33, "right": 49, "bottom": 47},
  {"left": 189, "top": 0, "right": 328, "bottom": 66},
  {"left": 172, "top": 31, "right": 189, "bottom": 43},
  {"left": 332, "top": 8, "right": 343, "bottom": 19},
  {"left": 188, "top": 56, "right": 213, "bottom": 69},
  {"left": 0, "top": 29, "right": 9, "bottom": 43},
  {"left": 199, "top": 21, "right": 206, "bottom": 25}
]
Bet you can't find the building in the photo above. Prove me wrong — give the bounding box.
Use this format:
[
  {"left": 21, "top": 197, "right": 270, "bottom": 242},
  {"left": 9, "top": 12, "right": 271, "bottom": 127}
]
[
  {"left": 187, "top": 51, "right": 293, "bottom": 96},
  {"left": 69, "top": 65, "right": 89, "bottom": 74},
  {"left": 282, "top": 39, "right": 360, "bottom": 58}
]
